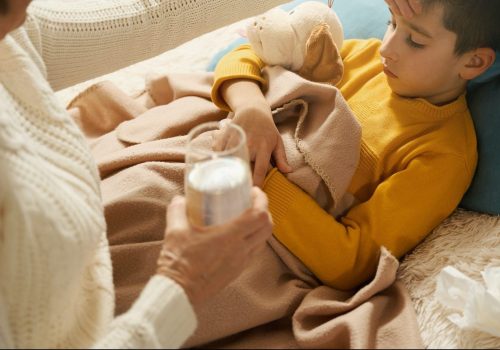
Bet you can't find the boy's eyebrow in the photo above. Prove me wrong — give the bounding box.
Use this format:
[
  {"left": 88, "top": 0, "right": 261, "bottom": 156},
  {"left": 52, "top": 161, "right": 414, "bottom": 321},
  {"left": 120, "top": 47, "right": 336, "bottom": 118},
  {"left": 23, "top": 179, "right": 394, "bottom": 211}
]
[
  {"left": 405, "top": 20, "right": 434, "bottom": 39},
  {"left": 388, "top": 8, "right": 434, "bottom": 39}
]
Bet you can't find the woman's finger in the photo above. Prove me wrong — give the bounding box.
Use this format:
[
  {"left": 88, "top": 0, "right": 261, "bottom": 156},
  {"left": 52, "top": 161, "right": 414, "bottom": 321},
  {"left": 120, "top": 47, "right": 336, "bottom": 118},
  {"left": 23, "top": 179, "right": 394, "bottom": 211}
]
[
  {"left": 165, "top": 196, "right": 190, "bottom": 234},
  {"left": 217, "top": 188, "right": 271, "bottom": 240},
  {"left": 244, "top": 221, "right": 273, "bottom": 250},
  {"left": 246, "top": 238, "right": 269, "bottom": 259},
  {"left": 385, "top": 0, "right": 402, "bottom": 16},
  {"left": 409, "top": 0, "right": 422, "bottom": 14},
  {"left": 386, "top": 0, "right": 421, "bottom": 18},
  {"left": 250, "top": 187, "right": 270, "bottom": 213},
  {"left": 397, "top": 0, "right": 416, "bottom": 18}
]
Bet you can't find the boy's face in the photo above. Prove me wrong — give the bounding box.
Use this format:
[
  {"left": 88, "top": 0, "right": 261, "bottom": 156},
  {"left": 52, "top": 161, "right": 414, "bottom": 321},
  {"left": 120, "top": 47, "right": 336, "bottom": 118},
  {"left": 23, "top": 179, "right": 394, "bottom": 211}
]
[{"left": 380, "top": 4, "right": 467, "bottom": 105}]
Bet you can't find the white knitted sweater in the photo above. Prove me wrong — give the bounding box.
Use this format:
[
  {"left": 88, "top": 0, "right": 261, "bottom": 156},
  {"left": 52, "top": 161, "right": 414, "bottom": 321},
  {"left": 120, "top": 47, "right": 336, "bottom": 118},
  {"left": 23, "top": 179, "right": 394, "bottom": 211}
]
[{"left": 0, "top": 0, "right": 286, "bottom": 348}]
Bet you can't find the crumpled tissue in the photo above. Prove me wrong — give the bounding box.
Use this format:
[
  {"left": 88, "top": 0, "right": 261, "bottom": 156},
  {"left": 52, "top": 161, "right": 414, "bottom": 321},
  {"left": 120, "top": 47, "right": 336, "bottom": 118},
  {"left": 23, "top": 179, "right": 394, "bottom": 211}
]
[{"left": 435, "top": 265, "right": 500, "bottom": 337}]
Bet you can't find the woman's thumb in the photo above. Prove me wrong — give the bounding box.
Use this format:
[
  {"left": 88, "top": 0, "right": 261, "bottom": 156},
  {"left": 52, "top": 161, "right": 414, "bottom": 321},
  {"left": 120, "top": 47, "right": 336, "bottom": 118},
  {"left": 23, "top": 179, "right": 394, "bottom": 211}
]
[{"left": 166, "top": 196, "right": 190, "bottom": 234}]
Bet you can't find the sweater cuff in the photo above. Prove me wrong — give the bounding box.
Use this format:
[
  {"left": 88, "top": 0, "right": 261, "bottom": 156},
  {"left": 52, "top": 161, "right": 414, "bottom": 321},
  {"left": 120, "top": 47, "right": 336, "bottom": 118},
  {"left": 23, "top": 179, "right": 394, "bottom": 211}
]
[
  {"left": 211, "top": 72, "right": 267, "bottom": 111},
  {"left": 211, "top": 44, "right": 268, "bottom": 111},
  {"left": 128, "top": 275, "right": 197, "bottom": 348},
  {"left": 263, "top": 168, "right": 300, "bottom": 229}
]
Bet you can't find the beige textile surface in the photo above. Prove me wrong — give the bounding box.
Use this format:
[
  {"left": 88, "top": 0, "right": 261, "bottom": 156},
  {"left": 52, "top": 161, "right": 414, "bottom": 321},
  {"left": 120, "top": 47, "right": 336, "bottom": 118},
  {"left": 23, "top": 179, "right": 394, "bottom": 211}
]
[
  {"left": 66, "top": 65, "right": 422, "bottom": 349},
  {"left": 57, "top": 17, "right": 500, "bottom": 349}
]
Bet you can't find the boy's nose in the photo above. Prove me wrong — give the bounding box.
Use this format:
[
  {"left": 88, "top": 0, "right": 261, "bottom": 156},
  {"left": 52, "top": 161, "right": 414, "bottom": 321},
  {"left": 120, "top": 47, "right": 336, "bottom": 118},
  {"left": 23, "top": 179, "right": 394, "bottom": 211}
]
[{"left": 379, "top": 31, "right": 399, "bottom": 62}]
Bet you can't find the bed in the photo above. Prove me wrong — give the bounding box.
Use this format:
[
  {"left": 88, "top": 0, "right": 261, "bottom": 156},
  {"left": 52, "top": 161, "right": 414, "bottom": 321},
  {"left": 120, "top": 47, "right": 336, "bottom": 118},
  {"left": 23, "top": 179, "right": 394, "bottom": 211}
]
[{"left": 55, "top": 7, "right": 500, "bottom": 349}]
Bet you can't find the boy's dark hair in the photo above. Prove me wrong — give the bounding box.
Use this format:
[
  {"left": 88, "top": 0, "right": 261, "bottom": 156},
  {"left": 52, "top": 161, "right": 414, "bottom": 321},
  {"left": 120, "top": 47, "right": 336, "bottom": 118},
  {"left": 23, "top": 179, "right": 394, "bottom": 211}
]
[
  {"left": 0, "top": 0, "right": 9, "bottom": 15},
  {"left": 422, "top": 0, "right": 500, "bottom": 54}
]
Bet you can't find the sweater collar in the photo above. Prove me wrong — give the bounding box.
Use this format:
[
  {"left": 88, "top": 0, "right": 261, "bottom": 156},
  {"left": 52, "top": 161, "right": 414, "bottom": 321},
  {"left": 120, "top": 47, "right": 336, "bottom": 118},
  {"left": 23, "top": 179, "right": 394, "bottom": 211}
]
[{"left": 390, "top": 92, "right": 469, "bottom": 121}]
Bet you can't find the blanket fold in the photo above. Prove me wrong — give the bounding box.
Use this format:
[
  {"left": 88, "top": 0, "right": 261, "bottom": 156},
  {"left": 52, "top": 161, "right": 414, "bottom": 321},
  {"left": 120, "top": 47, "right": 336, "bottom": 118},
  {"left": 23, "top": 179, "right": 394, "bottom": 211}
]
[{"left": 67, "top": 66, "right": 423, "bottom": 349}]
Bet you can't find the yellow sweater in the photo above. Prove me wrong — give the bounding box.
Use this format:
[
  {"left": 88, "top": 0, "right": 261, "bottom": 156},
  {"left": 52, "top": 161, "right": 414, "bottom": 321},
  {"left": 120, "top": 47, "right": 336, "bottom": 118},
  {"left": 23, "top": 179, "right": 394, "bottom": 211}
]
[{"left": 212, "top": 40, "right": 477, "bottom": 290}]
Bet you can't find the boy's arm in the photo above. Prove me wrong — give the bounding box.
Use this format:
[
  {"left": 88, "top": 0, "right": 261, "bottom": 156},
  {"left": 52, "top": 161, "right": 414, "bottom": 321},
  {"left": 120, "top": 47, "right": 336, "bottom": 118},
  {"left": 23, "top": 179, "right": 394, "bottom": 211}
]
[
  {"left": 263, "top": 152, "right": 472, "bottom": 290},
  {"left": 212, "top": 44, "right": 291, "bottom": 187},
  {"left": 212, "top": 44, "right": 267, "bottom": 110}
]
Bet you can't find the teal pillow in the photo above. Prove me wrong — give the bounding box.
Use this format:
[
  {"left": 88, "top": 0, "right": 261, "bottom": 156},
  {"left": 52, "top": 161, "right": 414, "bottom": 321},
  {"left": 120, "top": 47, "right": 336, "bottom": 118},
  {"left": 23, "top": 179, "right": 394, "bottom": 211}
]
[
  {"left": 335, "top": 0, "right": 388, "bottom": 40},
  {"left": 206, "top": 0, "right": 388, "bottom": 71},
  {"left": 461, "top": 76, "right": 500, "bottom": 215},
  {"left": 207, "top": 0, "right": 500, "bottom": 215}
]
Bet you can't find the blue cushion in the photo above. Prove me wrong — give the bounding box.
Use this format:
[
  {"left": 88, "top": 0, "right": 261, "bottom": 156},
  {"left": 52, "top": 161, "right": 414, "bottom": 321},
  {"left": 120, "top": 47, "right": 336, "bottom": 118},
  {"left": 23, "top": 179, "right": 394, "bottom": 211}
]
[
  {"left": 206, "top": 0, "right": 388, "bottom": 72},
  {"left": 461, "top": 75, "right": 500, "bottom": 214},
  {"left": 277, "top": 0, "right": 390, "bottom": 39},
  {"left": 335, "top": 0, "right": 388, "bottom": 40},
  {"left": 207, "top": 0, "right": 500, "bottom": 214}
]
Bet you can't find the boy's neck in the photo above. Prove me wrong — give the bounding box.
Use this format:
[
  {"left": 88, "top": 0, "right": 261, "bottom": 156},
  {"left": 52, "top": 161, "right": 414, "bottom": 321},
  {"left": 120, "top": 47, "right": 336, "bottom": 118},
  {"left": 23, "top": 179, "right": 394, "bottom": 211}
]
[{"left": 424, "top": 82, "right": 467, "bottom": 106}]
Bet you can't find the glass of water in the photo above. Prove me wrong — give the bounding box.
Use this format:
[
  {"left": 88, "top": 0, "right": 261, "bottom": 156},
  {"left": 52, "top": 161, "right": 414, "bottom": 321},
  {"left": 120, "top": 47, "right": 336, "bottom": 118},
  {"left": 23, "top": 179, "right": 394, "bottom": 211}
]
[{"left": 185, "top": 121, "right": 252, "bottom": 226}]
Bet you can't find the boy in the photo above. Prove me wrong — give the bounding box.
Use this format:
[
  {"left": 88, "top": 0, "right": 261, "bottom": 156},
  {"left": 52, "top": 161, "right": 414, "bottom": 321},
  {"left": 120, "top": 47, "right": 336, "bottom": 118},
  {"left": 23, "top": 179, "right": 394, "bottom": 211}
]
[{"left": 210, "top": 0, "right": 500, "bottom": 290}]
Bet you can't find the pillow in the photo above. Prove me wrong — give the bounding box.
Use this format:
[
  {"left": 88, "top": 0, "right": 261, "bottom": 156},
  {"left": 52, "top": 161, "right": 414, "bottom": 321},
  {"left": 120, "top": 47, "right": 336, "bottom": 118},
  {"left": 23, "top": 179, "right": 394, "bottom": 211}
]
[
  {"left": 207, "top": 0, "right": 500, "bottom": 215},
  {"left": 460, "top": 75, "right": 500, "bottom": 215},
  {"left": 334, "top": 0, "right": 388, "bottom": 40},
  {"left": 206, "top": 0, "right": 388, "bottom": 71}
]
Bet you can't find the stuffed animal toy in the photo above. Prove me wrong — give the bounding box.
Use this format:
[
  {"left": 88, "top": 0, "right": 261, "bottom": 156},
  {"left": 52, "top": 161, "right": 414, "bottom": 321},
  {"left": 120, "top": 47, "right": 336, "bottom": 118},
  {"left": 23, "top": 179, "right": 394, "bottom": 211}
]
[{"left": 246, "top": 0, "right": 344, "bottom": 85}]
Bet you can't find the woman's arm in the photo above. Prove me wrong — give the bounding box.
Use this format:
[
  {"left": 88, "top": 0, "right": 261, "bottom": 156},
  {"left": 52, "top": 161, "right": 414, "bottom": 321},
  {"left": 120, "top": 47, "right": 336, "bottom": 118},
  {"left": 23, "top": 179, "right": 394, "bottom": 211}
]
[
  {"left": 97, "top": 190, "right": 272, "bottom": 348},
  {"left": 25, "top": 0, "right": 289, "bottom": 91},
  {"left": 95, "top": 275, "right": 197, "bottom": 349}
]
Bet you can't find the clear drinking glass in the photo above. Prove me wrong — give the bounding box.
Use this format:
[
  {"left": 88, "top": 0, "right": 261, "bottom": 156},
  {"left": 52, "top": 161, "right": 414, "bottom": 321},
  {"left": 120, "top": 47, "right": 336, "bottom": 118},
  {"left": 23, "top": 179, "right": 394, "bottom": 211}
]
[{"left": 185, "top": 121, "right": 252, "bottom": 226}]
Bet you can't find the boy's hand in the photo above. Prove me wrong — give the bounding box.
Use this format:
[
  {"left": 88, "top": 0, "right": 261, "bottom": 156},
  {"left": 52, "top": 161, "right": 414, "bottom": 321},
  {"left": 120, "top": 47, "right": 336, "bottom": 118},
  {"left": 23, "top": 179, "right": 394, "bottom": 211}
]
[
  {"left": 232, "top": 101, "right": 291, "bottom": 187},
  {"left": 385, "top": 0, "right": 422, "bottom": 18},
  {"left": 220, "top": 79, "right": 292, "bottom": 187}
]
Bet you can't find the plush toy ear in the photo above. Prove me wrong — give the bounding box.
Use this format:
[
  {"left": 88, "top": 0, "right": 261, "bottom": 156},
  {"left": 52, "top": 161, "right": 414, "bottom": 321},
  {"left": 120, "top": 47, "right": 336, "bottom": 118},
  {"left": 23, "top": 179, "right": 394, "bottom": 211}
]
[{"left": 298, "top": 23, "right": 343, "bottom": 86}]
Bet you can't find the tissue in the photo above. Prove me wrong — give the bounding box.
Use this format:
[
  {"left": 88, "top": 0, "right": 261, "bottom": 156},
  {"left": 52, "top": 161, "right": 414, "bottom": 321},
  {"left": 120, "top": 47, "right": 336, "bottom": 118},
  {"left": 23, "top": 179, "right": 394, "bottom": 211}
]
[{"left": 435, "top": 265, "right": 500, "bottom": 337}]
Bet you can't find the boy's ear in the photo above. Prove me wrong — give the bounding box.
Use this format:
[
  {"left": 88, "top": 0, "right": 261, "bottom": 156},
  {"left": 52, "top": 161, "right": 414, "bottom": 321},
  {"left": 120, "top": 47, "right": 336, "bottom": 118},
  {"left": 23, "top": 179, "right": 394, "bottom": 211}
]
[{"left": 459, "top": 47, "right": 496, "bottom": 80}]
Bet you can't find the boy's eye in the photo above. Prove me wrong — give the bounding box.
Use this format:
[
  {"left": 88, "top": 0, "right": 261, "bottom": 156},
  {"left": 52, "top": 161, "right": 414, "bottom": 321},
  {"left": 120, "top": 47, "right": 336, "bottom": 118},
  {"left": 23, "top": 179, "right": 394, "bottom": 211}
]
[
  {"left": 387, "top": 17, "right": 425, "bottom": 49},
  {"left": 406, "top": 35, "right": 425, "bottom": 49}
]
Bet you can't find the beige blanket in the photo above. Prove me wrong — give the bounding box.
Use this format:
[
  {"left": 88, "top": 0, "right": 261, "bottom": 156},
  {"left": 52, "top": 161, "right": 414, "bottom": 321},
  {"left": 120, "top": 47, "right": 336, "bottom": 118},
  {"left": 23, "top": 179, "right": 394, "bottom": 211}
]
[{"left": 68, "top": 66, "right": 423, "bottom": 348}]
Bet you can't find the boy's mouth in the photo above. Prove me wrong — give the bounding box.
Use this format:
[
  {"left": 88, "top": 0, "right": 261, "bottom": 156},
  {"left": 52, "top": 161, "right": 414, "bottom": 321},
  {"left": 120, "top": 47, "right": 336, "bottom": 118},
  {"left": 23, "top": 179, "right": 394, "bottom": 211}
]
[{"left": 383, "top": 65, "right": 398, "bottom": 78}]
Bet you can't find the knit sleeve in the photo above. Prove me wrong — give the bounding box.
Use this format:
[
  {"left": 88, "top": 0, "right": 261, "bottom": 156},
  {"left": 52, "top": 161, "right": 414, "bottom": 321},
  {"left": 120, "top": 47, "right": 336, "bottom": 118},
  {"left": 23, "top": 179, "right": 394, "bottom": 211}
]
[
  {"left": 25, "top": 0, "right": 288, "bottom": 91},
  {"left": 0, "top": 292, "right": 13, "bottom": 348},
  {"left": 211, "top": 44, "right": 267, "bottom": 111},
  {"left": 263, "top": 151, "right": 473, "bottom": 290},
  {"left": 95, "top": 275, "right": 197, "bottom": 349}
]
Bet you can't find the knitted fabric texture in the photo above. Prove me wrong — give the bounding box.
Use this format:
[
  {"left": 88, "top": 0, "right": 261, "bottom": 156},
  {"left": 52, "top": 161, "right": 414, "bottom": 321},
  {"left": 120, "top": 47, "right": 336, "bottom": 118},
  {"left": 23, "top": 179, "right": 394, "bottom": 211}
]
[
  {"left": 0, "top": 0, "right": 291, "bottom": 347},
  {"left": 0, "top": 29, "right": 116, "bottom": 348},
  {"left": 28, "top": 0, "right": 288, "bottom": 90}
]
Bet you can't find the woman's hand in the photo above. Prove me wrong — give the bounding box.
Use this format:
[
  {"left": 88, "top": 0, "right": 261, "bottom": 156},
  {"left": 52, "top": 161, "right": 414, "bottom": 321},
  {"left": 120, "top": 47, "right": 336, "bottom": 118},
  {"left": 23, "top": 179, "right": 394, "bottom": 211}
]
[
  {"left": 385, "top": 0, "right": 422, "bottom": 18},
  {"left": 220, "top": 79, "right": 292, "bottom": 187},
  {"left": 156, "top": 187, "right": 273, "bottom": 311}
]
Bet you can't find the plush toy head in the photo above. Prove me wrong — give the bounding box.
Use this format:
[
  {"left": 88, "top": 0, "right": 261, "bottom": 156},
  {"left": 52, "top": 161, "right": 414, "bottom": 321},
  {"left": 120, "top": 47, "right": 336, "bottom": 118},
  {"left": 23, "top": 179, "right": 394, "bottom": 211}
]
[{"left": 246, "top": 0, "right": 344, "bottom": 85}]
